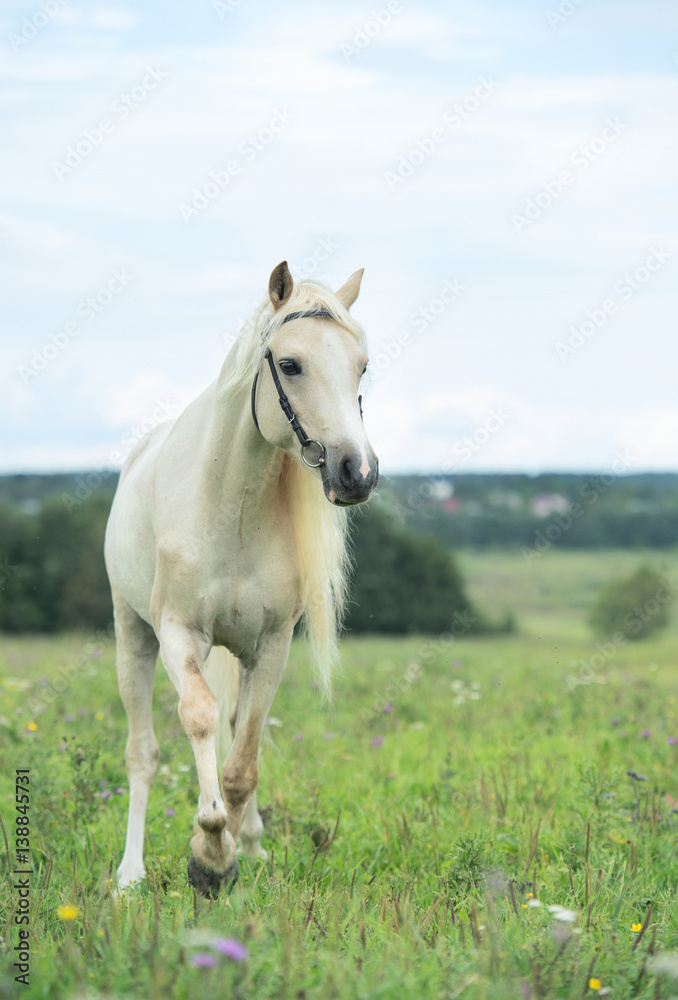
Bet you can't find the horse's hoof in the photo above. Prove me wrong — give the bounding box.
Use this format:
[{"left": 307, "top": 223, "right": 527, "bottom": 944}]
[{"left": 187, "top": 851, "right": 239, "bottom": 898}]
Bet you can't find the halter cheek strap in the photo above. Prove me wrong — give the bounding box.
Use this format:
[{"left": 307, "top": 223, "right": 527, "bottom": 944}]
[{"left": 251, "top": 309, "right": 335, "bottom": 468}]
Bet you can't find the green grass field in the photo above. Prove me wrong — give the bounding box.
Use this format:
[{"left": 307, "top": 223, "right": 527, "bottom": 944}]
[{"left": 1, "top": 548, "right": 677, "bottom": 999}]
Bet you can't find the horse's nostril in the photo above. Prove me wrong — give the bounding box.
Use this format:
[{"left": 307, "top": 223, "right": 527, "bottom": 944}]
[{"left": 339, "top": 456, "right": 355, "bottom": 490}]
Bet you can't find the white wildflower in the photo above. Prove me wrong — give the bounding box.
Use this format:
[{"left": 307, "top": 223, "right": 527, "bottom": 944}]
[{"left": 547, "top": 904, "right": 577, "bottom": 922}]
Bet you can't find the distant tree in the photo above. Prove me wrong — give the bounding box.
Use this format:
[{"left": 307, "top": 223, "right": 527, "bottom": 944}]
[
  {"left": 0, "top": 500, "right": 45, "bottom": 631},
  {"left": 345, "top": 504, "right": 483, "bottom": 635},
  {"left": 0, "top": 480, "right": 510, "bottom": 638},
  {"left": 56, "top": 493, "right": 114, "bottom": 630},
  {"left": 589, "top": 564, "right": 674, "bottom": 641},
  {"left": 0, "top": 493, "right": 113, "bottom": 633}
]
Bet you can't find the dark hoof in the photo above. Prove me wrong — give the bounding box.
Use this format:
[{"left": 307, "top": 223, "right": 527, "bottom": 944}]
[{"left": 188, "top": 852, "right": 239, "bottom": 899}]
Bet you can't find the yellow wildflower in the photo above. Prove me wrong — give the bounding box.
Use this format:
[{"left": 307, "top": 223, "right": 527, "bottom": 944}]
[
  {"left": 95, "top": 711, "right": 105, "bottom": 721},
  {"left": 632, "top": 923, "right": 642, "bottom": 932},
  {"left": 57, "top": 904, "right": 79, "bottom": 921},
  {"left": 27, "top": 722, "right": 37, "bottom": 731},
  {"left": 589, "top": 979, "right": 601, "bottom": 990}
]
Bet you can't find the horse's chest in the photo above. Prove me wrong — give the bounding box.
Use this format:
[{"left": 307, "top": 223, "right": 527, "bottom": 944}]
[{"left": 207, "top": 554, "right": 302, "bottom": 656}]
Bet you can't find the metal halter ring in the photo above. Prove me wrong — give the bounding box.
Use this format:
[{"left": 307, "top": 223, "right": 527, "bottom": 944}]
[{"left": 301, "top": 439, "right": 326, "bottom": 468}]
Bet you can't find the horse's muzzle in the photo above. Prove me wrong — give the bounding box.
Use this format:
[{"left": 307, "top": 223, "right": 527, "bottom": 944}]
[{"left": 323, "top": 449, "right": 379, "bottom": 505}]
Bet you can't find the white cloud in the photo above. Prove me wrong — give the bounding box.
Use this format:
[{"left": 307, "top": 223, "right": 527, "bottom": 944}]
[
  {"left": 89, "top": 6, "right": 139, "bottom": 30},
  {"left": 1, "top": 0, "right": 677, "bottom": 473}
]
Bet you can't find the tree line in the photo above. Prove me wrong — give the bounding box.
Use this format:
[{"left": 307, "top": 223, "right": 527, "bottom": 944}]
[{"left": 0, "top": 487, "right": 500, "bottom": 637}]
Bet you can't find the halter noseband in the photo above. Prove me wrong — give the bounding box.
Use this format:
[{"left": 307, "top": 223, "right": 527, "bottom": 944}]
[{"left": 251, "top": 309, "right": 334, "bottom": 469}]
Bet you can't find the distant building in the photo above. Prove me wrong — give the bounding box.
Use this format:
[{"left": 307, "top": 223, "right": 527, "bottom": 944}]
[
  {"left": 431, "top": 480, "right": 454, "bottom": 501},
  {"left": 530, "top": 492, "right": 570, "bottom": 517}
]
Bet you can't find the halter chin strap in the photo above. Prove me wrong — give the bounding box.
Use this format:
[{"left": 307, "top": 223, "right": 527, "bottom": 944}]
[{"left": 251, "top": 309, "right": 335, "bottom": 468}]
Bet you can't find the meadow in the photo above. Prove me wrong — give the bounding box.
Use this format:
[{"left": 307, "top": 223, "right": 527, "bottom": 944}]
[{"left": 1, "top": 547, "right": 677, "bottom": 999}]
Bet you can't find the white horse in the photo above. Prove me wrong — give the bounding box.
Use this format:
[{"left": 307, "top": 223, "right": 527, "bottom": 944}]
[{"left": 104, "top": 262, "right": 378, "bottom": 896}]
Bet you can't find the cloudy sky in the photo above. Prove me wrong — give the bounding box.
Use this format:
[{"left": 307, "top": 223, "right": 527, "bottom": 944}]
[{"left": 2, "top": 0, "right": 677, "bottom": 476}]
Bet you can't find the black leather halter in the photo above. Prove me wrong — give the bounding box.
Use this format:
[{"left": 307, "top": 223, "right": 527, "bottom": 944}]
[{"left": 251, "top": 309, "right": 334, "bottom": 468}]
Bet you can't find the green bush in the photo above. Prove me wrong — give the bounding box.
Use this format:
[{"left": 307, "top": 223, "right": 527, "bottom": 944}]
[
  {"left": 589, "top": 563, "right": 674, "bottom": 641},
  {"left": 346, "top": 503, "right": 487, "bottom": 635},
  {"left": 0, "top": 492, "right": 113, "bottom": 633}
]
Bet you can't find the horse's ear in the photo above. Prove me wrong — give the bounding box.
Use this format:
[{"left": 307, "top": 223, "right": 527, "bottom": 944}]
[
  {"left": 335, "top": 268, "right": 364, "bottom": 310},
  {"left": 269, "top": 261, "right": 294, "bottom": 309}
]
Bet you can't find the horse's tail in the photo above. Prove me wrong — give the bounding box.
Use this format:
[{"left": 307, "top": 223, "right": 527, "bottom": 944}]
[{"left": 202, "top": 646, "right": 240, "bottom": 763}]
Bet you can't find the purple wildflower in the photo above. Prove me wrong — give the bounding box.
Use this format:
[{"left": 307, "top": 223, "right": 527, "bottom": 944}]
[
  {"left": 64, "top": 713, "right": 75, "bottom": 723},
  {"left": 115, "top": 787, "right": 125, "bottom": 794},
  {"left": 372, "top": 736, "right": 383, "bottom": 748},
  {"left": 192, "top": 952, "right": 218, "bottom": 968},
  {"left": 100, "top": 790, "right": 112, "bottom": 800},
  {"left": 212, "top": 938, "right": 247, "bottom": 962},
  {"left": 611, "top": 717, "right": 620, "bottom": 726},
  {"left": 641, "top": 729, "right": 650, "bottom": 738},
  {"left": 294, "top": 733, "right": 304, "bottom": 741},
  {"left": 383, "top": 702, "right": 393, "bottom": 714},
  {"left": 165, "top": 808, "right": 175, "bottom": 817},
  {"left": 90, "top": 648, "right": 102, "bottom": 659},
  {"left": 668, "top": 736, "right": 676, "bottom": 746}
]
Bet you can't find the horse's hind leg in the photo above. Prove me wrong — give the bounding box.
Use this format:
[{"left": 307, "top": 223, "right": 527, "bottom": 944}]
[
  {"left": 239, "top": 792, "right": 266, "bottom": 860},
  {"left": 113, "top": 592, "right": 160, "bottom": 890},
  {"left": 219, "top": 662, "right": 266, "bottom": 860},
  {"left": 221, "top": 630, "right": 291, "bottom": 859}
]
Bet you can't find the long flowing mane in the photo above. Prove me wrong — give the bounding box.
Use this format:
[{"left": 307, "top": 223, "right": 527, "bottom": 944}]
[{"left": 219, "top": 279, "right": 368, "bottom": 697}]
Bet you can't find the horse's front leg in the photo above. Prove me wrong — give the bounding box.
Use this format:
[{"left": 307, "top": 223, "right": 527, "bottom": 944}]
[
  {"left": 157, "top": 617, "right": 237, "bottom": 898},
  {"left": 221, "top": 629, "right": 292, "bottom": 857}
]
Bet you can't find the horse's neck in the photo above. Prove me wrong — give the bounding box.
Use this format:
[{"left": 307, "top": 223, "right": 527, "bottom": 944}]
[{"left": 196, "top": 379, "right": 285, "bottom": 530}]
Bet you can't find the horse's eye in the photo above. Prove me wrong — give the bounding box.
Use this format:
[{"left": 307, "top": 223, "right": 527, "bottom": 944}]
[{"left": 279, "top": 359, "right": 301, "bottom": 376}]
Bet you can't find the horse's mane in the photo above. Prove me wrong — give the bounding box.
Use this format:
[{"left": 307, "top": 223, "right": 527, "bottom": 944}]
[{"left": 220, "top": 279, "right": 368, "bottom": 699}]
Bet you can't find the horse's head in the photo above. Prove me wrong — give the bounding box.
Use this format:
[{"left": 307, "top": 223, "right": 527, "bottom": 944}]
[{"left": 253, "top": 261, "right": 379, "bottom": 506}]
